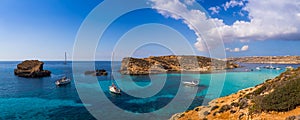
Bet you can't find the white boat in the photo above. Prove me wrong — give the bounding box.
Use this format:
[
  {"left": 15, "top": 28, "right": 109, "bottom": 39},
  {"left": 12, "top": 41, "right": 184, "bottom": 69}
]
[
  {"left": 109, "top": 52, "right": 121, "bottom": 95},
  {"left": 256, "top": 67, "right": 261, "bottom": 70},
  {"left": 109, "top": 83, "right": 121, "bottom": 94},
  {"left": 276, "top": 67, "right": 281, "bottom": 70},
  {"left": 183, "top": 81, "right": 199, "bottom": 86},
  {"left": 55, "top": 77, "right": 71, "bottom": 86},
  {"left": 286, "top": 66, "right": 294, "bottom": 70}
]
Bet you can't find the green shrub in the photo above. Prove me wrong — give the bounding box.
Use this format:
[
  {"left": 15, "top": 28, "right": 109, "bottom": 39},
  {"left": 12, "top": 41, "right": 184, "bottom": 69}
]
[
  {"left": 256, "top": 78, "right": 300, "bottom": 112},
  {"left": 211, "top": 105, "right": 219, "bottom": 111},
  {"left": 219, "top": 104, "right": 231, "bottom": 113},
  {"left": 253, "top": 85, "right": 266, "bottom": 95}
]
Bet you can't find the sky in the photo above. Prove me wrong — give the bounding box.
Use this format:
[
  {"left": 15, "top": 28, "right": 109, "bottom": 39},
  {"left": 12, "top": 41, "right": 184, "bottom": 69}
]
[{"left": 0, "top": 0, "right": 299, "bottom": 61}]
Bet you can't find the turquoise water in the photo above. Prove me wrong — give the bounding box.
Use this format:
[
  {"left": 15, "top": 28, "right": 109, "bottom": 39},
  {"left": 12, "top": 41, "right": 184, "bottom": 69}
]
[{"left": 0, "top": 61, "right": 298, "bottom": 119}]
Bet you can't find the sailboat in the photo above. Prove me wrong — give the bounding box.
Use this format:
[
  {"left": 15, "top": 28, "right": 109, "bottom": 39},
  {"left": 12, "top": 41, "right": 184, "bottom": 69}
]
[
  {"left": 55, "top": 52, "right": 71, "bottom": 86},
  {"left": 109, "top": 52, "right": 121, "bottom": 94}
]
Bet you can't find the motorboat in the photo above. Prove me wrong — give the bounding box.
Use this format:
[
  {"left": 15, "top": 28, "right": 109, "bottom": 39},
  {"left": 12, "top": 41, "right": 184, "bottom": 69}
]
[
  {"left": 276, "top": 67, "right": 281, "bottom": 70},
  {"left": 55, "top": 77, "right": 71, "bottom": 86},
  {"left": 256, "top": 67, "right": 261, "bottom": 70},
  {"left": 183, "top": 80, "right": 199, "bottom": 86},
  {"left": 109, "top": 83, "right": 121, "bottom": 94}
]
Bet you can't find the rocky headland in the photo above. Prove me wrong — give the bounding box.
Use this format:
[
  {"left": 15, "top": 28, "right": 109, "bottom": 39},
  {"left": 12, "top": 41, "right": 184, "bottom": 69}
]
[
  {"left": 170, "top": 67, "right": 300, "bottom": 120},
  {"left": 14, "top": 60, "right": 51, "bottom": 78},
  {"left": 120, "top": 55, "right": 239, "bottom": 75},
  {"left": 228, "top": 56, "right": 300, "bottom": 64}
]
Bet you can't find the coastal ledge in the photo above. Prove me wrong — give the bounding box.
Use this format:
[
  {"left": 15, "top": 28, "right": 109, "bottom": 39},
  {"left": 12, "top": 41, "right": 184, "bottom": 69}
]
[
  {"left": 120, "top": 55, "right": 239, "bottom": 75},
  {"left": 170, "top": 67, "right": 300, "bottom": 120},
  {"left": 227, "top": 56, "right": 300, "bottom": 64},
  {"left": 14, "top": 60, "right": 51, "bottom": 78}
]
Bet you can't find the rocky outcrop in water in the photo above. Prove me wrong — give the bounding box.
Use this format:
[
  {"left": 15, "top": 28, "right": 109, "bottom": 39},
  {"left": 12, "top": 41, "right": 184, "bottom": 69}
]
[
  {"left": 85, "top": 69, "right": 108, "bottom": 76},
  {"left": 14, "top": 60, "right": 51, "bottom": 78},
  {"left": 120, "top": 55, "right": 239, "bottom": 75}
]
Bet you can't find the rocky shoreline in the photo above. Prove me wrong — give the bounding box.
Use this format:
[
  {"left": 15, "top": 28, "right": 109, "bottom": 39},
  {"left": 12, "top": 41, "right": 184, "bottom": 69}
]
[
  {"left": 228, "top": 56, "right": 300, "bottom": 64},
  {"left": 120, "top": 55, "right": 239, "bottom": 75},
  {"left": 170, "top": 67, "right": 300, "bottom": 120}
]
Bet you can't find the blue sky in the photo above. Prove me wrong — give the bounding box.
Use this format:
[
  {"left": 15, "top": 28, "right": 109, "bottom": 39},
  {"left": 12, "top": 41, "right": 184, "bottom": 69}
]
[{"left": 0, "top": 0, "right": 299, "bottom": 61}]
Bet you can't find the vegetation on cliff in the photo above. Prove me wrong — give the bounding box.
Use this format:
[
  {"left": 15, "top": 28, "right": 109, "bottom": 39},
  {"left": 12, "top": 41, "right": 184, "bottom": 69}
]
[{"left": 247, "top": 67, "right": 300, "bottom": 113}]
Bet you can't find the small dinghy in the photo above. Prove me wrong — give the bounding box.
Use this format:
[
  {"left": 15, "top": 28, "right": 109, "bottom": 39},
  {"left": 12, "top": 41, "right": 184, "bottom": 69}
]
[
  {"left": 256, "top": 67, "right": 261, "bottom": 70},
  {"left": 55, "top": 77, "right": 71, "bottom": 86},
  {"left": 183, "top": 80, "right": 199, "bottom": 87},
  {"left": 109, "top": 83, "right": 121, "bottom": 94}
]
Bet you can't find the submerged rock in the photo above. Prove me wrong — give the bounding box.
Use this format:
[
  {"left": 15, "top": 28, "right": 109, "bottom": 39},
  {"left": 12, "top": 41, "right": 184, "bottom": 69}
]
[
  {"left": 84, "top": 69, "right": 108, "bottom": 76},
  {"left": 14, "top": 60, "right": 51, "bottom": 78}
]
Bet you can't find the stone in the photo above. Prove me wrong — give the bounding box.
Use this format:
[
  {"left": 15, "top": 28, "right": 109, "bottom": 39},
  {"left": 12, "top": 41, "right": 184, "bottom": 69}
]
[
  {"left": 85, "top": 69, "right": 108, "bottom": 76},
  {"left": 14, "top": 60, "right": 51, "bottom": 78}
]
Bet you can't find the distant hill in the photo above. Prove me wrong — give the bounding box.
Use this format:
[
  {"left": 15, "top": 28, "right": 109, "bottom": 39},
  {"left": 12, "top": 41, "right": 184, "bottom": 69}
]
[
  {"left": 120, "top": 55, "right": 239, "bottom": 75},
  {"left": 170, "top": 67, "right": 300, "bottom": 120},
  {"left": 227, "top": 56, "right": 300, "bottom": 64}
]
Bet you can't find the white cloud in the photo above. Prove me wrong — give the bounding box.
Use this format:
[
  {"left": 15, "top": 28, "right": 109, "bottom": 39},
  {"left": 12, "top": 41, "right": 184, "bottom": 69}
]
[
  {"left": 241, "top": 45, "right": 249, "bottom": 51},
  {"left": 149, "top": 0, "right": 225, "bottom": 51},
  {"left": 209, "top": 6, "right": 221, "bottom": 14},
  {"left": 150, "top": 0, "right": 300, "bottom": 52},
  {"left": 226, "top": 45, "right": 249, "bottom": 52},
  {"left": 183, "top": 0, "right": 195, "bottom": 5},
  {"left": 222, "top": 0, "right": 245, "bottom": 11}
]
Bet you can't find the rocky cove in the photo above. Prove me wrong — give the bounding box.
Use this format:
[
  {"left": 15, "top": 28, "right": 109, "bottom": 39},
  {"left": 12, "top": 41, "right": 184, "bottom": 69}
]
[{"left": 170, "top": 67, "right": 300, "bottom": 120}]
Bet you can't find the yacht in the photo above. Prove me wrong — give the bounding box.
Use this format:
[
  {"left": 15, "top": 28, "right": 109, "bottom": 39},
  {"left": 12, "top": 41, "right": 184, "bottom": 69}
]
[
  {"left": 183, "top": 80, "right": 199, "bottom": 87},
  {"left": 55, "top": 77, "right": 71, "bottom": 86},
  {"left": 109, "top": 83, "right": 121, "bottom": 94}
]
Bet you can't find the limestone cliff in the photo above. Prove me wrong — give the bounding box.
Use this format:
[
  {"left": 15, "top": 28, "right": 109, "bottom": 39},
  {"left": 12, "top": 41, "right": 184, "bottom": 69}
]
[{"left": 120, "top": 55, "right": 239, "bottom": 75}]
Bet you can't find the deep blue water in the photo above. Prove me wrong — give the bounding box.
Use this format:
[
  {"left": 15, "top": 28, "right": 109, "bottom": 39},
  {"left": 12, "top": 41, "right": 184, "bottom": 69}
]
[{"left": 0, "top": 61, "right": 299, "bottom": 120}]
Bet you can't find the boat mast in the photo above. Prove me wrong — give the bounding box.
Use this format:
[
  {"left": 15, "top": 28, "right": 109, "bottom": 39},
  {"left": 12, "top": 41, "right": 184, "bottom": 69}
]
[
  {"left": 64, "top": 52, "right": 67, "bottom": 65},
  {"left": 111, "top": 52, "right": 114, "bottom": 82}
]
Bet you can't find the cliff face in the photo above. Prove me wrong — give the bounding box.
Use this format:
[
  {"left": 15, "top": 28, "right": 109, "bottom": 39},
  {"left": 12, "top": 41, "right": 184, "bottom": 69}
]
[
  {"left": 120, "top": 55, "right": 239, "bottom": 75},
  {"left": 14, "top": 60, "right": 51, "bottom": 78},
  {"left": 171, "top": 67, "right": 300, "bottom": 120},
  {"left": 228, "top": 56, "right": 300, "bottom": 64}
]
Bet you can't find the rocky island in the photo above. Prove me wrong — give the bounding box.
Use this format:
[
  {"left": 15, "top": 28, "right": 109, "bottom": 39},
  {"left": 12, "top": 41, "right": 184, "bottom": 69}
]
[
  {"left": 228, "top": 56, "right": 300, "bottom": 64},
  {"left": 170, "top": 67, "right": 300, "bottom": 120},
  {"left": 120, "top": 55, "right": 239, "bottom": 75},
  {"left": 14, "top": 60, "right": 51, "bottom": 78}
]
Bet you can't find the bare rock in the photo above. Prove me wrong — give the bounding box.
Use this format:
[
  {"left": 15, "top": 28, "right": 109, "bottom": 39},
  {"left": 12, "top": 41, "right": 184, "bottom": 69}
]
[
  {"left": 85, "top": 69, "right": 108, "bottom": 76},
  {"left": 14, "top": 60, "right": 51, "bottom": 78}
]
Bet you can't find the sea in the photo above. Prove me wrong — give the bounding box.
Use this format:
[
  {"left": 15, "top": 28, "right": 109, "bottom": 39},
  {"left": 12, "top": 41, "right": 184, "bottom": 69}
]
[{"left": 0, "top": 61, "right": 299, "bottom": 120}]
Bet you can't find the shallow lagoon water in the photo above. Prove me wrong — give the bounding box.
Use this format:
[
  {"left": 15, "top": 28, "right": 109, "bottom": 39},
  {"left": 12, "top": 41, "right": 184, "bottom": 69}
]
[{"left": 0, "top": 61, "right": 298, "bottom": 119}]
